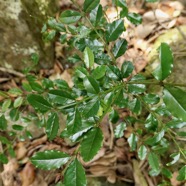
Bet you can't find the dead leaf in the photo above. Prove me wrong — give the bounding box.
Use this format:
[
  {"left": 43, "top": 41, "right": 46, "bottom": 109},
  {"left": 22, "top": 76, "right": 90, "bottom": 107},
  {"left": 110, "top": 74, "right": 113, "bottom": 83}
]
[
  {"left": 107, "top": 170, "right": 116, "bottom": 184},
  {"left": 15, "top": 142, "right": 27, "bottom": 160}
]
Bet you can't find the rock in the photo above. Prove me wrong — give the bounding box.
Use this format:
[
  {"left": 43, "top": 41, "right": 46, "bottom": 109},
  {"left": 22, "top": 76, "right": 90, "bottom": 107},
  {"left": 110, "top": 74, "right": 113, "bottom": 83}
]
[{"left": 0, "top": 0, "right": 57, "bottom": 71}]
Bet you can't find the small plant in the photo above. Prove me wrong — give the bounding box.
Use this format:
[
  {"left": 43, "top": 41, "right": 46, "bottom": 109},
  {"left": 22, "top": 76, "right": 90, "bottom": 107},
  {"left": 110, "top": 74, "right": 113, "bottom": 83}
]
[{"left": 0, "top": 0, "right": 186, "bottom": 185}]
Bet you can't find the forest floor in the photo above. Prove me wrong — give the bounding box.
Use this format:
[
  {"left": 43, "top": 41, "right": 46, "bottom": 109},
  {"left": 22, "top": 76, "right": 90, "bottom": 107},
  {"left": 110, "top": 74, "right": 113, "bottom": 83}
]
[{"left": 0, "top": 0, "right": 186, "bottom": 186}]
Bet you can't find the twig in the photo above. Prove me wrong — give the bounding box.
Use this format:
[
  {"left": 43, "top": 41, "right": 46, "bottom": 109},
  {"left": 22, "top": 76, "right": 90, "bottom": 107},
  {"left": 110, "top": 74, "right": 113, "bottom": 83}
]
[{"left": 0, "top": 67, "right": 25, "bottom": 78}]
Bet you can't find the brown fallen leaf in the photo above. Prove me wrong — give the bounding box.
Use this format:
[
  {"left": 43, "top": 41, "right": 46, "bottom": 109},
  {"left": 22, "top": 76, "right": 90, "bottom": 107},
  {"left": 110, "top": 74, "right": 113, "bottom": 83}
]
[
  {"left": 107, "top": 170, "right": 117, "bottom": 184},
  {"left": 20, "top": 162, "right": 35, "bottom": 186},
  {"left": 15, "top": 142, "right": 27, "bottom": 160}
]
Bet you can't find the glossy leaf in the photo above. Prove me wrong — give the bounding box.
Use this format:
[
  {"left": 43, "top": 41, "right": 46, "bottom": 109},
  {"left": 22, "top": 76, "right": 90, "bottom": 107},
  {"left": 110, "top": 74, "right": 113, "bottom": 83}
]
[
  {"left": 83, "top": 99, "right": 100, "bottom": 118},
  {"left": 84, "top": 47, "right": 94, "bottom": 69},
  {"left": 145, "top": 130, "right": 164, "bottom": 146},
  {"left": 64, "top": 158, "right": 86, "bottom": 186},
  {"left": 166, "top": 153, "right": 180, "bottom": 166},
  {"left": 27, "top": 94, "right": 52, "bottom": 113},
  {"left": 161, "top": 168, "right": 172, "bottom": 179},
  {"left": 90, "top": 5, "right": 103, "bottom": 26},
  {"left": 143, "top": 94, "right": 160, "bottom": 105},
  {"left": 121, "top": 61, "right": 134, "bottom": 78},
  {"left": 109, "top": 109, "right": 119, "bottom": 124},
  {"left": 83, "top": 76, "right": 100, "bottom": 94},
  {"left": 145, "top": 114, "right": 158, "bottom": 131},
  {"left": 148, "top": 152, "right": 160, "bottom": 175},
  {"left": 0, "top": 115, "right": 7, "bottom": 130},
  {"left": 127, "top": 13, "right": 142, "bottom": 25},
  {"left": 12, "top": 124, "right": 24, "bottom": 131},
  {"left": 75, "top": 67, "right": 89, "bottom": 79},
  {"left": 13, "top": 97, "right": 23, "bottom": 108},
  {"left": 106, "top": 19, "right": 125, "bottom": 42},
  {"left": 128, "top": 133, "right": 138, "bottom": 151},
  {"left": 8, "top": 88, "right": 23, "bottom": 96},
  {"left": 106, "top": 65, "right": 121, "bottom": 80},
  {"left": 113, "top": 39, "right": 128, "bottom": 58},
  {"left": 114, "top": 122, "right": 126, "bottom": 138},
  {"left": 166, "top": 120, "right": 186, "bottom": 129},
  {"left": 46, "top": 113, "right": 59, "bottom": 141},
  {"left": 48, "top": 89, "right": 75, "bottom": 105},
  {"left": 60, "top": 10, "right": 81, "bottom": 24},
  {"left": 83, "top": 0, "right": 100, "bottom": 13},
  {"left": 138, "top": 145, "right": 147, "bottom": 160},
  {"left": 153, "top": 43, "right": 173, "bottom": 80},
  {"left": 80, "top": 127, "right": 103, "bottom": 162},
  {"left": 9, "top": 108, "right": 20, "bottom": 121},
  {"left": 128, "top": 98, "right": 141, "bottom": 115},
  {"left": 92, "top": 65, "right": 106, "bottom": 79},
  {"left": 31, "top": 150, "right": 70, "bottom": 170},
  {"left": 163, "top": 86, "right": 186, "bottom": 121},
  {"left": 176, "top": 165, "right": 186, "bottom": 181},
  {"left": 94, "top": 53, "right": 111, "bottom": 65}
]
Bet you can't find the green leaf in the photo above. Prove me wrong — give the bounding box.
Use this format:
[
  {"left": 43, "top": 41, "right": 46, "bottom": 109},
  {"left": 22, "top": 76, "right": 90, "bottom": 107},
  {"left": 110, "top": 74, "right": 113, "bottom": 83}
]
[
  {"left": 143, "top": 94, "right": 160, "bottom": 105},
  {"left": 128, "top": 74, "right": 146, "bottom": 94},
  {"left": 166, "top": 153, "right": 180, "bottom": 166},
  {"left": 9, "top": 108, "right": 20, "bottom": 121},
  {"left": 128, "top": 133, "right": 138, "bottom": 151},
  {"left": 43, "top": 30, "right": 56, "bottom": 41},
  {"left": 48, "top": 89, "right": 75, "bottom": 105},
  {"left": 114, "top": 122, "right": 126, "bottom": 138},
  {"left": 166, "top": 120, "right": 186, "bottom": 129},
  {"left": 0, "top": 136, "right": 11, "bottom": 145},
  {"left": 109, "top": 109, "right": 119, "bottom": 124},
  {"left": 113, "top": 39, "right": 128, "bottom": 58},
  {"left": 90, "top": 5, "right": 103, "bottom": 26},
  {"left": 29, "top": 81, "right": 43, "bottom": 92},
  {"left": 116, "top": 0, "right": 128, "bottom": 18},
  {"left": 64, "top": 158, "right": 86, "bottom": 186},
  {"left": 145, "top": 114, "right": 158, "bottom": 131},
  {"left": 161, "top": 168, "right": 172, "bottom": 179},
  {"left": 83, "top": 99, "right": 100, "bottom": 118},
  {"left": 0, "top": 115, "right": 7, "bottom": 130},
  {"left": 148, "top": 152, "right": 160, "bottom": 175},
  {"left": 145, "top": 130, "right": 164, "bottom": 146},
  {"left": 177, "top": 165, "right": 186, "bottom": 181},
  {"left": 153, "top": 43, "right": 173, "bottom": 80},
  {"left": 92, "top": 65, "right": 106, "bottom": 80},
  {"left": 84, "top": 47, "right": 94, "bottom": 69},
  {"left": 83, "top": 76, "right": 100, "bottom": 94},
  {"left": 106, "top": 65, "right": 121, "bottom": 80},
  {"left": 46, "top": 113, "right": 59, "bottom": 141},
  {"left": 31, "top": 53, "right": 39, "bottom": 65},
  {"left": 128, "top": 98, "right": 141, "bottom": 115},
  {"left": 12, "top": 124, "right": 24, "bottom": 131},
  {"left": 60, "top": 10, "right": 81, "bottom": 24},
  {"left": 106, "top": 19, "right": 125, "bottom": 42},
  {"left": 2, "top": 99, "right": 11, "bottom": 112},
  {"left": 95, "top": 53, "right": 111, "bottom": 65},
  {"left": 22, "top": 82, "right": 32, "bottom": 92},
  {"left": 0, "top": 153, "right": 8, "bottom": 164},
  {"left": 80, "top": 127, "right": 103, "bottom": 162},
  {"left": 47, "top": 18, "right": 66, "bottom": 32},
  {"left": 121, "top": 61, "right": 134, "bottom": 78},
  {"left": 8, "top": 88, "right": 23, "bottom": 96},
  {"left": 13, "top": 97, "right": 23, "bottom": 108},
  {"left": 83, "top": 0, "right": 100, "bottom": 13},
  {"left": 138, "top": 145, "right": 147, "bottom": 160},
  {"left": 27, "top": 94, "right": 52, "bottom": 113},
  {"left": 146, "top": 0, "right": 158, "bottom": 2},
  {"left": 31, "top": 150, "right": 70, "bottom": 170},
  {"left": 127, "top": 13, "right": 142, "bottom": 25},
  {"left": 163, "top": 86, "right": 186, "bottom": 121}
]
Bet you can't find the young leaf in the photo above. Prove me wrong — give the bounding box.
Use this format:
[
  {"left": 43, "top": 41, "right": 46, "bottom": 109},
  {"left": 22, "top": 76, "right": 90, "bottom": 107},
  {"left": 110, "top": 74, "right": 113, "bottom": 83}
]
[
  {"left": 84, "top": 47, "right": 94, "bottom": 69},
  {"left": 127, "top": 133, "right": 138, "bottom": 151},
  {"left": 153, "top": 43, "right": 173, "bottom": 80},
  {"left": 148, "top": 152, "right": 160, "bottom": 175},
  {"left": 163, "top": 86, "right": 186, "bottom": 121},
  {"left": 83, "top": 99, "right": 100, "bottom": 118},
  {"left": 176, "top": 165, "right": 186, "bottom": 181},
  {"left": 0, "top": 153, "right": 8, "bottom": 164},
  {"left": 127, "top": 13, "right": 142, "bottom": 25},
  {"left": 114, "top": 122, "right": 126, "bottom": 138},
  {"left": 80, "top": 127, "right": 103, "bottom": 162},
  {"left": 83, "top": 0, "right": 100, "bottom": 13},
  {"left": 138, "top": 145, "right": 147, "bottom": 160},
  {"left": 2, "top": 99, "right": 11, "bottom": 112},
  {"left": 13, "top": 97, "right": 23, "bottom": 108},
  {"left": 121, "top": 61, "right": 134, "bottom": 78},
  {"left": 60, "top": 10, "right": 81, "bottom": 24},
  {"left": 90, "top": 5, "right": 103, "bottom": 26},
  {"left": 31, "top": 150, "right": 70, "bottom": 170},
  {"left": 64, "top": 158, "right": 86, "bottom": 186},
  {"left": 27, "top": 94, "right": 52, "bottom": 113},
  {"left": 113, "top": 39, "right": 128, "bottom": 58},
  {"left": 106, "top": 19, "right": 125, "bottom": 42},
  {"left": 0, "top": 115, "right": 7, "bottom": 130},
  {"left": 166, "top": 153, "right": 180, "bottom": 166},
  {"left": 83, "top": 76, "right": 100, "bottom": 94},
  {"left": 46, "top": 112, "right": 59, "bottom": 141},
  {"left": 92, "top": 65, "right": 106, "bottom": 80}
]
